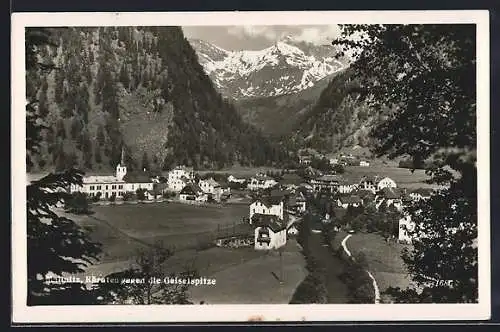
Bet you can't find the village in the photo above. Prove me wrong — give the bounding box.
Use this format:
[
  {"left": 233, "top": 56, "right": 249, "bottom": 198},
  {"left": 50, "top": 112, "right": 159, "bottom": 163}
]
[{"left": 69, "top": 148, "right": 435, "bottom": 252}]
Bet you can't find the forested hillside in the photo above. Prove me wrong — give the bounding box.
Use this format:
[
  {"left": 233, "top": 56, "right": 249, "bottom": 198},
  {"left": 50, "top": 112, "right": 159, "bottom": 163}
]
[
  {"left": 292, "top": 69, "right": 391, "bottom": 153},
  {"left": 26, "top": 27, "right": 289, "bottom": 173}
]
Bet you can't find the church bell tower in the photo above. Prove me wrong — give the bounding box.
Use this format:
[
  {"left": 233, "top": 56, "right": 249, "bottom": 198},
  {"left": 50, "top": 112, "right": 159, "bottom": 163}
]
[{"left": 116, "top": 146, "right": 127, "bottom": 180}]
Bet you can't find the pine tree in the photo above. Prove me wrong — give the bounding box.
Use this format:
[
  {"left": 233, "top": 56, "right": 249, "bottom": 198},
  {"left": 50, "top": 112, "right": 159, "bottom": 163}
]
[
  {"left": 141, "top": 151, "right": 150, "bottom": 171},
  {"left": 70, "top": 117, "right": 83, "bottom": 140},
  {"left": 94, "top": 143, "right": 102, "bottom": 164},
  {"left": 96, "top": 124, "right": 106, "bottom": 146},
  {"left": 55, "top": 119, "right": 66, "bottom": 139}
]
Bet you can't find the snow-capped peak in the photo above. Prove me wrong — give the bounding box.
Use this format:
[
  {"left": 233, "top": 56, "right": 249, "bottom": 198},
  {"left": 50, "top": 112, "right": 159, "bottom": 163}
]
[{"left": 189, "top": 38, "right": 347, "bottom": 99}]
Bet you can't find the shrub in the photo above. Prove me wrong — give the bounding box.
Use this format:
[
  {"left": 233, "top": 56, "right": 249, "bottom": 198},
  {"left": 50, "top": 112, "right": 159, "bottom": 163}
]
[{"left": 64, "top": 192, "right": 91, "bottom": 214}]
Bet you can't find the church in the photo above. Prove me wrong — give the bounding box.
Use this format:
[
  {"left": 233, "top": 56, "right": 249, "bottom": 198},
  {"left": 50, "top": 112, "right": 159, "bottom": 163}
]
[{"left": 69, "top": 148, "right": 154, "bottom": 200}]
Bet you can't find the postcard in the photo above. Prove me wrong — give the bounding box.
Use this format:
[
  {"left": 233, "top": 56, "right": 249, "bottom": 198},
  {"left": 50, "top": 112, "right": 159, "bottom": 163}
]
[{"left": 12, "top": 10, "right": 490, "bottom": 323}]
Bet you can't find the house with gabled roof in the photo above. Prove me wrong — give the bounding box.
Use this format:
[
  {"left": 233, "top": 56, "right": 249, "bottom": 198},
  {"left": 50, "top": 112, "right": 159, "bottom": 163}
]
[
  {"left": 310, "top": 174, "right": 345, "bottom": 193},
  {"left": 376, "top": 187, "right": 404, "bottom": 211},
  {"left": 409, "top": 188, "right": 434, "bottom": 201},
  {"left": 179, "top": 183, "right": 207, "bottom": 202},
  {"left": 377, "top": 176, "right": 397, "bottom": 190},
  {"left": 247, "top": 173, "right": 278, "bottom": 191},
  {"left": 289, "top": 191, "right": 307, "bottom": 213},
  {"left": 199, "top": 177, "right": 225, "bottom": 201},
  {"left": 252, "top": 214, "right": 287, "bottom": 250},
  {"left": 249, "top": 196, "right": 284, "bottom": 222},
  {"left": 359, "top": 174, "right": 380, "bottom": 193},
  {"left": 167, "top": 165, "right": 195, "bottom": 192},
  {"left": 337, "top": 195, "right": 363, "bottom": 209}
]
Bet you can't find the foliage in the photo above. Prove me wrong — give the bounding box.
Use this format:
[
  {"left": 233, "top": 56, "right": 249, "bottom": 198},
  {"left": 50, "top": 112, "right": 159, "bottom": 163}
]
[
  {"left": 334, "top": 24, "right": 477, "bottom": 303},
  {"left": 94, "top": 242, "right": 196, "bottom": 304},
  {"left": 136, "top": 188, "right": 147, "bottom": 201},
  {"left": 64, "top": 192, "right": 92, "bottom": 215},
  {"left": 27, "top": 170, "right": 102, "bottom": 305},
  {"left": 26, "top": 28, "right": 103, "bottom": 305},
  {"left": 28, "top": 26, "right": 292, "bottom": 172},
  {"left": 122, "top": 191, "right": 135, "bottom": 201}
]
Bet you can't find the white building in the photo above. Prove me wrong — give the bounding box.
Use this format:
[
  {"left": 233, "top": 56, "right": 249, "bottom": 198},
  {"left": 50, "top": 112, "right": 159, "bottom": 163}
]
[
  {"left": 199, "top": 177, "right": 222, "bottom": 200},
  {"left": 376, "top": 187, "right": 404, "bottom": 211},
  {"left": 329, "top": 158, "right": 339, "bottom": 166},
  {"left": 338, "top": 180, "right": 358, "bottom": 194},
  {"left": 69, "top": 152, "right": 153, "bottom": 200},
  {"left": 377, "top": 177, "right": 397, "bottom": 190},
  {"left": 359, "top": 175, "right": 380, "bottom": 193},
  {"left": 399, "top": 214, "right": 416, "bottom": 244},
  {"left": 169, "top": 177, "right": 188, "bottom": 193},
  {"left": 227, "top": 175, "right": 246, "bottom": 184},
  {"left": 253, "top": 214, "right": 287, "bottom": 250},
  {"left": 287, "top": 224, "right": 299, "bottom": 236},
  {"left": 179, "top": 183, "right": 208, "bottom": 202},
  {"left": 249, "top": 196, "right": 284, "bottom": 222},
  {"left": 247, "top": 174, "right": 278, "bottom": 191},
  {"left": 167, "top": 166, "right": 194, "bottom": 192},
  {"left": 289, "top": 191, "right": 307, "bottom": 213},
  {"left": 359, "top": 161, "right": 370, "bottom": 167},
  {"left": 337, "top": 195, "right": 363, "bottom": 209},
  {"left": 409, "top": 188, "right": 434, "bottom": 201}
]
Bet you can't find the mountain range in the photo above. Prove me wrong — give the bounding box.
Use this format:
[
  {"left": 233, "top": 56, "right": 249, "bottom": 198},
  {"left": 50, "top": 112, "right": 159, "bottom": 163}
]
[{"left": 189, "top": 36, "right": 347, "bottom": 100}]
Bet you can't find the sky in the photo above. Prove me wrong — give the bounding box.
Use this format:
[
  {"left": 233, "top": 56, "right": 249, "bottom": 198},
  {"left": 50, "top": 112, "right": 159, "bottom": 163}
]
[{"left": 182, "top": 25, "right": 341, "bottom": 51}]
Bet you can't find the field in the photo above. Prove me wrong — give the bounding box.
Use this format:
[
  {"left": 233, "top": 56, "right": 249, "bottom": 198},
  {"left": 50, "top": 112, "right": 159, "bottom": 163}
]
[
  {"left": 69, "top": 202, "right": 306, "bottom": 304},
  {"left": 76, "top": 202, "right": 251, "bottom": 262},
  {"left": 344, "top": 166, "right": 441, "bottom": 190},
  {"left": 332, "top": 231, "right": 414, "bottom": 303},
  {"left": 188, "top": 239, "right": 307, "bottom": 304}
]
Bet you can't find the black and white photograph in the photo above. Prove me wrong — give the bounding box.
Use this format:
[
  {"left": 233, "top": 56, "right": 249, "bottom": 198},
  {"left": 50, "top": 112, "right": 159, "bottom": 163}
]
[{"left": 12, "top": 11, "right": 490, "bottom": 323}]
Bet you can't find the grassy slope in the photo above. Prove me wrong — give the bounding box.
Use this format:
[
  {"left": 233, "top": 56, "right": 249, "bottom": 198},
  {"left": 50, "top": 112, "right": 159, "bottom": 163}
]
[{"left": 333, "top": 231, "right": 413, "bottom": 303}]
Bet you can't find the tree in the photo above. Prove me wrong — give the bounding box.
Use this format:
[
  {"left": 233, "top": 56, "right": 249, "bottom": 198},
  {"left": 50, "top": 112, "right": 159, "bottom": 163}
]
[
  {"left": 94, "top": 242, "right": 197, "bottom": 304},
  {"left": 334, "top": 24, "right": 477, "bottom": 303},
  {"left": 65, "top": 192, "right": 91, "bottom": 215},
  {"left": 141, "top": 151, "right": 150, "bottom": 171},
  {"left": 70, "top": 117, "right": 83, "bottom": 140},
  {"left": 26, "top": 28, "right": 102, "bottom": 305},
  {"left": 136, "top": 188, "right": 147, "bottom": 201}
]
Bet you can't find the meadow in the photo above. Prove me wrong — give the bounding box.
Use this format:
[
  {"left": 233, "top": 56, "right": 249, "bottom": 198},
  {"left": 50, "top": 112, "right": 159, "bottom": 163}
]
[
  {"left": 332, "top": 231, "right": 413, "bottom": 303},
  {"left": 71, "top": 202, "right": 307, "bottom": 304},
  {"left": 77, "top": 202, "right": 251, "bottom": 262}
]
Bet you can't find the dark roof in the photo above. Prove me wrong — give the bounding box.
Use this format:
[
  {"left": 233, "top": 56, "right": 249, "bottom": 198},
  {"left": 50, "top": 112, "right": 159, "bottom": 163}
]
[
  {"left": 355, "top": 189, "right": 375, "bottom": 199},
  {"left": 123, "top": 171, "right": 152, "bottom": 183},
  {"left": 180, "top": 183, "right": 203, "bottom": 195},
  {"left": 315, "top": 174, "right": 344, "bottom": 183},
  {"left": 338, "top": 195, "right": 363, "bottom": 204},
  {"left": 379, "top": 187, "right": 403, "bottom": 199},
  {"left": 360, "top": 174, "right": 380, "bottom": 183},
  {"left": 251, "top": 195, "right": 284, "bottom": 207},
  {"left": 270, "top": 189, "right": 291, "bottom": 198},
  {"left": 252, "top": 214, "right": 286, "bottom": 232}
]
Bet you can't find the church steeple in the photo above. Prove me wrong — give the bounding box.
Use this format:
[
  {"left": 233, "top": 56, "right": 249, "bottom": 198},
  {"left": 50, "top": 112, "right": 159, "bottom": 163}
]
[{"left": 116, "top": 145, "right": 127, "bottom": 180}]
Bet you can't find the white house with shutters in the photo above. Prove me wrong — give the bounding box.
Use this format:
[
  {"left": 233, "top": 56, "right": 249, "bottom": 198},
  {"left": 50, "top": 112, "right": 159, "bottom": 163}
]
[
  {"left": 249, "top": 196, "right": 284, "bottom": 222},
  {"left": 167, "top": 166, "right": 194, "bottom": 192},
  {"left": 377, "top": 177, "right": 397, "bottom": 190}
]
